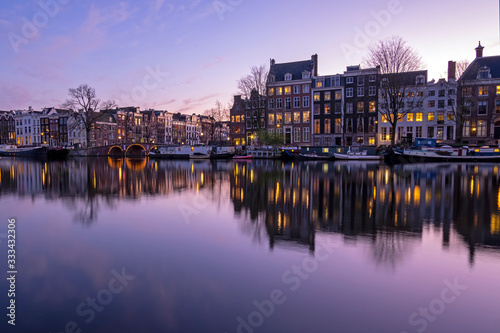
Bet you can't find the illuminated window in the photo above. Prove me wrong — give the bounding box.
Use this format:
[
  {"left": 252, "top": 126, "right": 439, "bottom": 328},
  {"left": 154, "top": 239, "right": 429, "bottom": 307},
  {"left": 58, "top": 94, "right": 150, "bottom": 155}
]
[
  {"left": 294, "top": 112, "right": 300, "bottom": 123},
  {"left": 335, "top": 91, "right": 342, "bottom": 100},
  {"left": 236, "top": 115, "right": 241, "bottom": 122},
  {"left": 285, "top": 86, "right": 291, "bottom": 94},
  {"left": 428, "top": 112, "right": 435, "bottom": 121},
  {"left": 277, "top": 87, "right": 282, "bottom": 95},
  {"left": 447, "top": 113, "right": 454, "bottom": 121},
  {"left": 479, "top": 86, "right": 488, "bottom": 96},
  {"left": 382, "top": 114, "right": 388, "bottom": 123},
  {"left": 407, "top": 113, "right": 413, "bottom": 122},
  {"left": 416, "top": 113, "right": 422, "bottom": 121},
  {"left": 325, "top": 119, "right": 331, "bottom": 133},
  {"left": 268, "top": 88, "right": 274, "bottom": 95},
  {"left": 284, "top": 112, "right": 291, "bottom": 124},
  {"left": 316, "top": 80, "right": 323, "bottom": 88},
  {"left": 497, "top": 86, "right": 500, "bottom": 95},
  {"left": 369, "top": 101, "right": 376, "bottom": 112},
  {"left": 325, "top": 103, "right": 331, "bottom": 114},
  {"left": 324, "top": 92, "right": 331, "bottom": 100},
  {"left": 314, "top": 105, "right": 320, "bottom": 115},
  {"left": 303, "top": 111, "right": 310, "bottom": 123},
  {"left": 314, "top": 119, "right": 320, "bottom": 134},
  {"left": 268, "top": 114, "right": 275, "bottom": 125},
  {"left": 276, "top": 113, "right": 283, "bottom": 124},
  {"left": 314, "top": 92, "right": 320, "bottom": 101},
  {"left": 357, "top": 102, "right": 364, "bottom": 113}
]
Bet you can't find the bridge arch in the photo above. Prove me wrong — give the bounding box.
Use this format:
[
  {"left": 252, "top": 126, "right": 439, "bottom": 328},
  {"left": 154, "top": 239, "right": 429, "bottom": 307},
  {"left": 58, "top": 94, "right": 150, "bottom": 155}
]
[
  {"left": 108, "top": 145, "right": 124, "bottom": 157},
  {"left": 125, "top": 144, "right": 146, "bottom": 157}
]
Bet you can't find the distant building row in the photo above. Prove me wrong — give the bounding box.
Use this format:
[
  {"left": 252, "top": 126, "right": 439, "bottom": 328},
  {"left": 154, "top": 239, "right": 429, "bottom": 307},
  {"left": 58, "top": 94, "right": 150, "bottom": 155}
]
[
  {"left": 0, "top": 107, "right": 229, "bottom": 147},
  {"left": 230, "top": 42, "right": 500, "bottom": 146}
]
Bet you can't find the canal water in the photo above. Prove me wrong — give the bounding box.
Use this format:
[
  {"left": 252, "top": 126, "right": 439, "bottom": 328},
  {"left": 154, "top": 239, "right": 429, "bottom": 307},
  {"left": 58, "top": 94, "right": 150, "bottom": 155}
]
[{"left": 0, "top": 157, "right": 499, "bottom": 333}]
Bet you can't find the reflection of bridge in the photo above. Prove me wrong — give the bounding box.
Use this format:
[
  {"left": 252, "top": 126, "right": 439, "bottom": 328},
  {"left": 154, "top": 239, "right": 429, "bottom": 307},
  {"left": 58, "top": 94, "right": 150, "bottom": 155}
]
[{"left": 73, "top": 144, "right": 158, "bottom": 157}]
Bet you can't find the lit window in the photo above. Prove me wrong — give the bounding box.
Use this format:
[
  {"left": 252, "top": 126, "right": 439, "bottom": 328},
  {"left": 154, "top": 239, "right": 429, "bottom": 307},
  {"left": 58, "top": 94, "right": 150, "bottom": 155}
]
[
  {"left": 285, "top": 86, "right": 291, "bottom": 94},
  {"left": 325, "top": 103, "right": 331, "bottom": 114},
  {"left": 416, "top": 113, "right": 423, "bottom": 121},
  {"left": 369, "top": 101, "right": 376, "bottom": 112},
  {"left": 277, "top": 87, "right": 282, "bottom": 95},
  {"left": 284, "top": 112, "right": 291, "bottom": 124},
  {"left": 497, "top": 86, "right": 500, "bottom": 95},
  {"left": 268, "top": 114, "right": 274, "bottom": 125},
  {"left": 303, "top": 111, "right": 310, "bottom": 123},
  {"left": 276, "top": 113, "right": 283, "bottom": 124},
  {"left": 335, "top": 91, "right": 341, "bottom": 100},
  {"left": 324, "top": 92, "right": 331, "bottom": 100},
  {"left": 314, "top": 119, "right": 320, "bottom": 134},
  {"left": 479, "top": 86, "right": 488, "bottom": 96},
  {"left": 407, "top": 113, "right": 413, "bottom": 122},
  {"left": 294, "top": 112, "right": 301, "bottom": 123},
  {"left": 314, "top": 92, "right": 320, "bottom": 101},
  {"left": 316, "top": 80, "right": 323, "bottom": 88},
  {"left": 268, "top": 88, "right": 274, "bottom": 95},
  {"left": 357, "top": 102, "right": 364, "bottom": 113}
]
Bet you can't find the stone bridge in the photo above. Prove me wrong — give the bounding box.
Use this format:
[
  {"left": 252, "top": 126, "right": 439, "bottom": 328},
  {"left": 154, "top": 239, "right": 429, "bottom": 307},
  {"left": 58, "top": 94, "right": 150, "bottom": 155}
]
[{"left": 69, "top": 143, "right": 158, "bottom": 157}]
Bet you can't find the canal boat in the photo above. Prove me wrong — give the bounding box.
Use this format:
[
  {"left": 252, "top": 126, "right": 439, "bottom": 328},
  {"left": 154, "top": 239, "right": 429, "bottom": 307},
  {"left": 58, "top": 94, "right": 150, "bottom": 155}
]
[
  {"left": 247, "top": 147, "right": 282, "bottom": 159},
  {"left": 334, "top": 147, "right": 384, "bottom": 160},
  {"left": 394, "top": 145, "right": 500, "bottom": 162},
  {"left": 190, "top": 152, "right": 210, "bottom": 159},
  {"left": 298, "top": 153, "right": 332, "bottom": 160},
  {"left": 0, "top": 145, "right": 47, "bottom": 157}
]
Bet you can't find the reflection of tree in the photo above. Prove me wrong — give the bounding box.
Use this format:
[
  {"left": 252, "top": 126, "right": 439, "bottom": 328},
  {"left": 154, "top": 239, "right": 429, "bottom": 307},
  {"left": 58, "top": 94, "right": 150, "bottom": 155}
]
[{"left": 370, "top": 231, "right": 411, "bottom": 271}]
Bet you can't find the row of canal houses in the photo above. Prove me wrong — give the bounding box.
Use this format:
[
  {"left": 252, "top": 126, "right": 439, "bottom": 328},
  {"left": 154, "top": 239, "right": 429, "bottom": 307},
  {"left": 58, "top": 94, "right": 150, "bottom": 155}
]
[
  {"left": 230, "top": 42, "right": 500, "bottom": 147},
  {"left": 0, "top": 106, "right": 230, "bottom": 147}
]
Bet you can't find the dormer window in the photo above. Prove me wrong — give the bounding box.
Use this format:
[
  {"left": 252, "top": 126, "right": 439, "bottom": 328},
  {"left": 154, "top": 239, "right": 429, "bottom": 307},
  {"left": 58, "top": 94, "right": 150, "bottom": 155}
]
[
  {"left": 478, "top": 67, "right": 491, "bottom": 79},
  {"left": 416, "top": 75, "right": 425, "bottom": 85},
  {"left": 268, "top": 75, "right": 275, "bottom": 83},
  {"left": 302, "top": 71, "right": 311, "bottom": 79},
  {"left": 284, "top": 73, "right": 292, "bottom": 81}
]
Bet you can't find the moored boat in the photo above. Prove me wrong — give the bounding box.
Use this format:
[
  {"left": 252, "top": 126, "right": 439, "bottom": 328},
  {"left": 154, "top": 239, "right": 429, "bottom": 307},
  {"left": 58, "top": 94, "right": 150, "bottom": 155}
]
[
  {"left": 334, "top": 147, "right": 383, "bottom": 160},
  {"left": 0, "top": 145, "right": 47, "bottom": 157},
  {"left": 394, "top": 146, "right": 500, "bottom": 162},
  {"left": 47, "top": 147, "right": 70, "bottom": 159}
]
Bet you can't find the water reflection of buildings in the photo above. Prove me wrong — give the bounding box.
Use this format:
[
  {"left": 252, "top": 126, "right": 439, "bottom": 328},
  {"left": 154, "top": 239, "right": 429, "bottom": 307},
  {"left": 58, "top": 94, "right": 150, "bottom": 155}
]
[{"left": 229, "top": 160, "right": 500, "bottom": 264}]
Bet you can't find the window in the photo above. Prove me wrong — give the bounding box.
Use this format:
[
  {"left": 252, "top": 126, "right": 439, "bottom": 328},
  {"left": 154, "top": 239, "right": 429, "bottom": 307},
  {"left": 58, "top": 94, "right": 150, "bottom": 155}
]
[
  {"left": 268, "top": 88, "right": 274, "bottom": 95},
  {"left": 369, "top": 75, "right": 376, "bottom": 82},
  {"left": 428, "top": 90, "right": 435, "bottom": 97},
  {"left": 294, "top": 112, "right": 301, "bottom": 123},
  {"left": 314, "top": 119, "right": 320, "bottom": 134},
  {"left": 416, "top": 76, "right": 425, "bottom": 85},
  {"left": 463, "top": 87, "right": 472, "bottom": 97},
  {"left": 314, "top": 105, "right": 320, "bottom": 115},
  {"left": 302, "top": 71, "right": 311, "bottom": 79},
  {"left": 277, "top": 87, "right": 282, "bottom": 95},
  {"left": 438, "top": 100, "right": 445, "bottom": 108},
  {"left": 478, "top": 120, "right": 487, "bottom": 136},
  {"left": 479, "top": 69, "right": 490, "bottom": 79},
  {"left": 428, "top": 112, "right": 435, "bottom": 121},
  {"left": 497, "top": 86, "right": 500, "bottom": 95},
  {"left": 357, "top": 102, "right": 364, "bottom": 113},
  {"left": 284, "top": 112, "right": 291, "bottom": 124},
  {"left": 325, "top": 119, "right": 331, "bottom": 133},
  {"left": 346, "top": 77, "right": 353, "bottom": 84},
  {"left": 416, "top": 113, "right": 423, "bottom": 121},
  {"left": 314, "top": 92, "right": 321, "bottom": 101},
  {"left": 428, "top": 100, "right": 435, "bottom": 107},
  {"left": 382, "top": 114, "right": 388, "bottom": 123},
  {"left": 447, "top": 113, "right": 454, "bottom": 121},
  {"left": 427, "top": 126, "right": 434, "bottom": 138},
  {"left": 438, "top": 90, "right": 445, "bottom": 97},
  {"left": 325, "top": 103, "right": 331, "bottom": 114},
  {"left": 294, "top": 85, "right": 300, "bottom": 94},
  {"left": 268, "top": 114, "right": 274, "bottom": 125},
  {"left": 303, "top": 96, "right": 310, "bottom": 107},
  {"left": 407, "top": 92, "right": 415, "bottom": 98},
  {"left": 294, "top": 97, "right": 300, "bottom": 108},
  {"left": 463, "top": 121, "right": 470, "bottom": 136},
  {"left": 294, "top": 127, "right": 300, "bottom": 142},
  {"left": 316, "top": 80, "right": 323, "bottom": 88},
  {"left": 236, "top": 115, "right": 241, "bottom": 122},
  {"left": 303, "top": 127, "right": 310, "bottom": 142},
  {"left": 416, "top": 101, "right": 423, "bottom": 107},
  {"left": 358, "top": 76, "right": 365, "bottom": 85},
  {"left": 464, "top": 101, "right": 472, "bottom": 114},
  {"left": 276, "top": 98, "right": 283, "bottom": 109},
  {"left": 478, "top": 101, "right": 487, "bottom": 114},
  {"left": 448, "top": 99, "right": 454, "bottom": 106},
  {"left": 407, "top": 113, "right": 413, "bottom": 122},
  {"left": 303, "top": 85, "right": 310, "bottom": 93},
  {"left": 449, "top": 89, "right": 456, "bottom": 95},
  {"left": 335, "top": 119, "right": 342, "bottom": 133},
  {"left": 346, "top": 103, "right": 353, "bottom": 114},
  {"left": 268, "top": 99, "right": 274, "bottom": 109},
  {"left": 437, "top": 112, "right": 444, "bottom": 124},
  {"left": 381, "top": 127, "right": 388, "bottom": 141},
  {"left": 369, "top": 101, "right": 376, "bottom": 113},
  {"left": 325, "top": 92, "right": 331, "bottom": 100},
  {"left": 346, "top": 88, "right": 353, "bottom": 97},
  {"left": 416, "top": 126, "right": 422, "bottom": 137},
  {"left": 479, "top": 86, "right": 488, "bottom": 96},
  {"left": 334, "top": 103, "right": 341, "bottom": 114},
  {"left": 416, "top": 91, "right": 423, "bottom": 97},
  {"left": 332, "top": 76, "right": 341, "bottom": 86},
  {"left": 276, "top": 113, "right": 283, "bottom": 124},
  {"left": 285, "top": 73, "right": 292, "bottom": 81},
  {"left": 285, "top": 97, "right": 291, "bottom": 110},
  {"left": 369, "top": 86, "right": 376, "bottom": 96},
  {"left": 335, "top": 91, "right": 342, "bottom": 100},
  {"left": 303, "top": 111, "right": 310, "bottom": 123},
  {"left": 285, "top": 86, "right": 291, "bottom": 94},
  {"left": 357, "top": 87, "right": 364, "bottom": 97},
  {"left": 496, "top": 100, "right": 500, "bottom": 113}
]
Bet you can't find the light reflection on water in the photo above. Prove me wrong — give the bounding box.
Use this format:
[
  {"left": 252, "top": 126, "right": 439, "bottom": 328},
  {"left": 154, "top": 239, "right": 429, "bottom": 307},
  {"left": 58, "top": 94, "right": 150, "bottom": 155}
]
[{"left": 0, "top": 158, "right": 499, "bottom": 333}]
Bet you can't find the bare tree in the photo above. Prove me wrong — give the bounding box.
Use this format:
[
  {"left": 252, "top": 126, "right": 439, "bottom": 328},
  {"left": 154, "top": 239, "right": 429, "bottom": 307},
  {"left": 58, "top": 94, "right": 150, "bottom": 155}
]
[
  {"left": 453, "top": 60, "right": 479, "bottom": 143},
  {"left": 237, "top": 64, "right": 268, "bottom": 98},
  {"left": 364, "top": 36, "right": 424, "bottom": 145},
  {"left": 203, "top": 100, "right": 229, "bottom": 143},
  {"left": 62, "top": 84, "right": 116, "bottom": 148}
]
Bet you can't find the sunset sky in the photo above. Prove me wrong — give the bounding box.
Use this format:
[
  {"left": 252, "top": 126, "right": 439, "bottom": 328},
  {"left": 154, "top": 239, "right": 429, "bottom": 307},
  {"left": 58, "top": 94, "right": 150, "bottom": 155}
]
[{"left": 1, "top": 0, "right": 499, "bottom": 114}]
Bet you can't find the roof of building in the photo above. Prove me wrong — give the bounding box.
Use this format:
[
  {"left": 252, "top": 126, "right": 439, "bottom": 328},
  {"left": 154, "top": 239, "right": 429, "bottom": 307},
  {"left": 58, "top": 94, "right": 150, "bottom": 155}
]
[
  {"left": 461, "top": 55, "right": 500, "bottom": 81},
  {"left": 269, "top": 59, "right": 315, "bottom": 82},
  {"left": 380, "top": 70, "right": 428, "bottom": 86}
]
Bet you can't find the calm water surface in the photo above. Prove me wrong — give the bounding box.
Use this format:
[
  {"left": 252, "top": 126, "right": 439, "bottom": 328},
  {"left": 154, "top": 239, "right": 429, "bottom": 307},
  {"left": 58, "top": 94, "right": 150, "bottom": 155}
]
[{"left": 0, "top": 157, "right": 499, "bottom": 333}]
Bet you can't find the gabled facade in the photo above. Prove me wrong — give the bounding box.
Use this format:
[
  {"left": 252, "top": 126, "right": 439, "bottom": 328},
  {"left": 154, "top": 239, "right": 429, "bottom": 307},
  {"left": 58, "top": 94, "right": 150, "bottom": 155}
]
[
  {"left": 312, "top": 74, "right": 343, "bottom": 146},
  {"left": 459, "top": 42, "right": 500, "bottom": 143},
  {"left": 0, "top": 111, "right": 15, "bottom": 145},
  {"left": 343, "top": 65, "right": 379, "bottom": 146},
  {"left": 266, "top": 55, "right": 317, "bottom": 146}
]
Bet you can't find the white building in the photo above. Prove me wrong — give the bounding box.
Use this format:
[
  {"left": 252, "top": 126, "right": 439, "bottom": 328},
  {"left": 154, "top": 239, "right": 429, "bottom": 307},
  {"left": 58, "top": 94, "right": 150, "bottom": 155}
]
[{"left": 14, "top": 107, "right": 42, "bottom": 146}]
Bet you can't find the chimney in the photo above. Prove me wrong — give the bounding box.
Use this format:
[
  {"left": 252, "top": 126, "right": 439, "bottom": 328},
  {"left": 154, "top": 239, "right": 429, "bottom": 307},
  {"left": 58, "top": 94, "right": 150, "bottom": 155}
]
[
  {"left": 28, "top": 106, "right": 32, "bottom": 111},
  {"left": 311, "top": 54, "right": 318, "bottom": 76},
  {"left": 448, "top": 61, "right": 456, "bottom": 80},
  {"left": 475, "top": 41, "right": 484, "bottom": 58},
  {"left": 270, "top": 58, "right": 275, "bottom": 67}
]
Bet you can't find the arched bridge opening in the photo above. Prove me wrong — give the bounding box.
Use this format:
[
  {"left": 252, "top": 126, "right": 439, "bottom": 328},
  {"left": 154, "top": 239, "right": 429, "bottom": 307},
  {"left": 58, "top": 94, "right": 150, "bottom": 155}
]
[
  {"left": 125, "top": 144, "right": 146, "bottom": 157},
  {"left": 108, "top": 145, "right": 124, "bottom": 157}
]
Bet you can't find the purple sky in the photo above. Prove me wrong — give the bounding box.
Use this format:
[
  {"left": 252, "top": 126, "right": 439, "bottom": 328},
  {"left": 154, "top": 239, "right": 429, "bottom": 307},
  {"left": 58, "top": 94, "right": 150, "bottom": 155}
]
[{"left": 1, "top": 0, "right": 499, "bottom": 114}]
